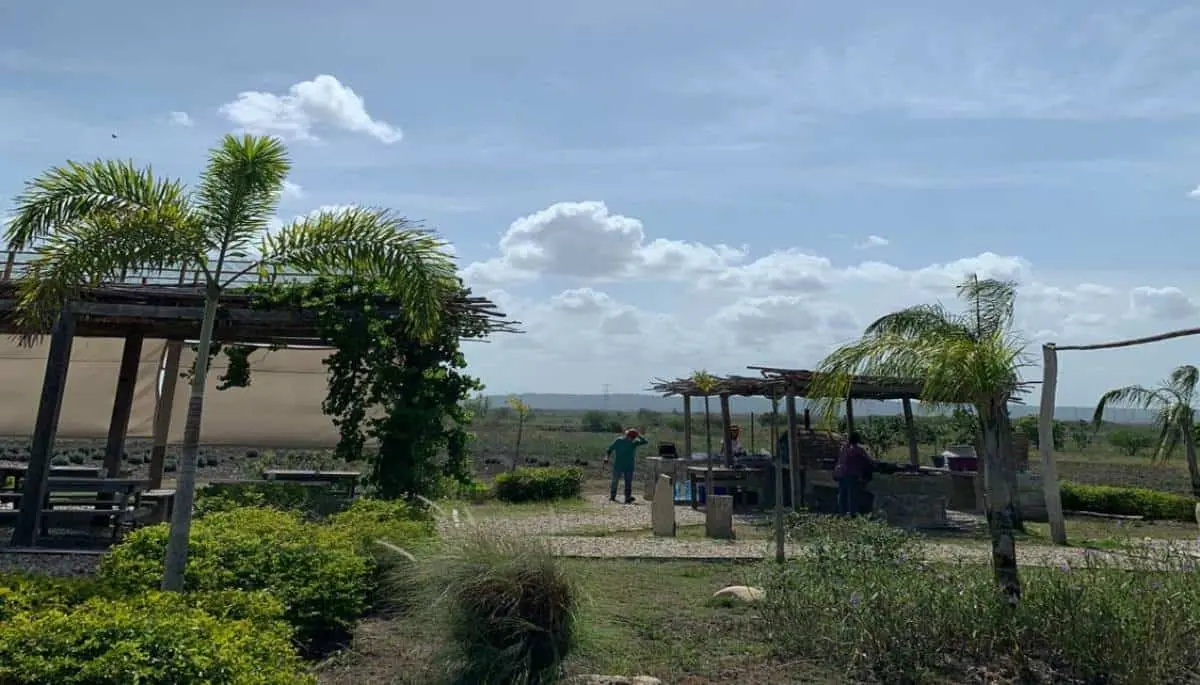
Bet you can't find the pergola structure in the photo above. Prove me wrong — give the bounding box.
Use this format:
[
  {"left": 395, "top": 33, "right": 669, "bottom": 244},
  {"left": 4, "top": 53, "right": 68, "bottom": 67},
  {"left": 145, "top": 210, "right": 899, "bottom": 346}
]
[
  {"left": 649, "top": 366, "right": 927, "bottom": 510},
  {"left": 0, "top": 254, "right": 515, "bottom": 547}
]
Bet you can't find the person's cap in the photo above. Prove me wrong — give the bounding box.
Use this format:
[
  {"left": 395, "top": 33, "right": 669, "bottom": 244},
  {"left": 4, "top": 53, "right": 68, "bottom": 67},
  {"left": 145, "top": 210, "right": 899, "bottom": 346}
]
[{"left": 625, "top": 428, "right": 640, "bottom": 438}]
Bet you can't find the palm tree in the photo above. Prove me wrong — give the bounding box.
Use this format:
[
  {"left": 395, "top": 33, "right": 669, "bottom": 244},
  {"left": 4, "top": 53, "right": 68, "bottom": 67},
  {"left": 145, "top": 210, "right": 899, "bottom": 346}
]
[
  {"left": 6, "top": 134, "right": 458, "bottom": 591},
  {"left": 1093, "top": 365, "right": 1200, "bottom": 497},
  {"left": 691, "top": 370, "right": 717, "bottom": 505},
  {"left": 809, "top": 275, "right": 1029, "bottom": 606}
]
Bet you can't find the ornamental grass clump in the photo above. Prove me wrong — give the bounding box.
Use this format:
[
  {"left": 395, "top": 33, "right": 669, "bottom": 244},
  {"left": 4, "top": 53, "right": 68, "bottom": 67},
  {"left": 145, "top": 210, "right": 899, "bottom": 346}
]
[{"left": 404, "top": 530, "right": 579, "bottom": 685}]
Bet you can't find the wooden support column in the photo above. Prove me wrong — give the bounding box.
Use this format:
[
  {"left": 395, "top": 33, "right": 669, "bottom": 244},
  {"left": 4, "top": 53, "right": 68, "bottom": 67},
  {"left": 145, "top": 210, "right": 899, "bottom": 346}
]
[
  {"left": 902, "top": 397, "right": 920, "bottom": 467},
  {"left": 103, "top": 334, "right": 144, "bottom": 477},
  {"left": 719, "top": 393, "right": 733, "bottom": 467},
  {"left": 12, "top": 307, "right": 76, "bottom": 547},
  {"left": 1039, "top": 344, "right": 1067, "bottom": 544},
  {"left": 682, "top": 395, "right": 693, "bottom": 459},
  {"left": 148, "top": 341, "right": 183, "bottom": 488},
  {"left": 844, "top": 397, "right": 855, "bottom": 434},
  {"left": 771, "top": 394, "right": 785, "bottom": 563},
  {"left": 786, "top": 392, "right": 801, "bottom": 510}
]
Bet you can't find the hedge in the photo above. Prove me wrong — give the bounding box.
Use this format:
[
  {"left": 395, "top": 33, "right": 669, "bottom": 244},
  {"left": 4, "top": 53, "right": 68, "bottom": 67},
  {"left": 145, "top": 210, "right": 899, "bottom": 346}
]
[
  {"left": 0, "top": 591, "right": 310, "bottom": 684},
  {"left": 1060, "top": 482, "right": 1196, "bottom": 521},
  {"left": 195, "top": 480, "right": 352, "bottom": 518},
  {"left": 494, "top": 467, "right": 585, "bottom": 503}
]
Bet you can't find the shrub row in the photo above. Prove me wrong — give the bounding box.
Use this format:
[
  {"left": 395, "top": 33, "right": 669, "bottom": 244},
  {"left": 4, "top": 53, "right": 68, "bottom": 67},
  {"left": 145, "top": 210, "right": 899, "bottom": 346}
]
[
  {"left": 494, "top": 467, "right": 584, "bottom": 503},
  {"left": 195, "top": 480, "right": 354, "bottom": 518},
  {"left": 766, "top": 516, "right": 1200, "bottom": 683},
  {"left": 1060, "top": 481, "right": 1196, "bottom": 521}
]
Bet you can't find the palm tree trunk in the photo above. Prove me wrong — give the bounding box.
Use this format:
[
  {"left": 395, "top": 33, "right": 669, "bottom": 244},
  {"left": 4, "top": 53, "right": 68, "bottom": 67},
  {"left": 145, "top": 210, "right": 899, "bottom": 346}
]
[
  {"left": 704, "top": 397, "right": 713, "bottom": 507},
  {"left": 981, "top": 399, "right": 1021, "bottom": 607},
  {"left": 997, "top": 411, "right": 1025, "bottom": 533},
  {"left": 161, "top": 287, "right": 220, "bottom": 592},
  {"left": 1183, "top": 412, "right": 1200, "bottom": 499},
  {"left": 512, "top": 417, "right": 523, "bottom": 472}
]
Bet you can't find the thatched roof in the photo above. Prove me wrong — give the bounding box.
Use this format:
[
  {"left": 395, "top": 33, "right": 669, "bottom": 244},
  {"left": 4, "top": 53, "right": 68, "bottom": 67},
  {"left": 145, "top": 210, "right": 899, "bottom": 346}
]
[{"left": 649, "top": 366, "right": 926, "bottom": 401}]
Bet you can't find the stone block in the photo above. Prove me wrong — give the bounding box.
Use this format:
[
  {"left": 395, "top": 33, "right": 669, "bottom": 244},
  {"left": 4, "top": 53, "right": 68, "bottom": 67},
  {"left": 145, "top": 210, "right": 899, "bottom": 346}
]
[
  {"left": 651, "top": 475, "right": 676, "bottom": 537},
  {"left": 705, "top": 494, "right": 734, "bottom": 539}
]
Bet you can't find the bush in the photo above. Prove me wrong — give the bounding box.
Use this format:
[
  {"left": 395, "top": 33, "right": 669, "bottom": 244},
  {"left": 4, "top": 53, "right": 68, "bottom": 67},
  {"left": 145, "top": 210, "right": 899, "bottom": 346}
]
[
  {"left": 0, "top": 592, "right": 311, "bottom": 684},
  {"left": 407, "top": 532, "right": 578, "bottom": 685},
  {"left": 0, "top": 574, "right": 112, "bottom": 621},
  {"left": 98, "top": 507, "right": 371, "bottom": 651},
  {"left": 194, "top": 480, "right": 352, "bottom": 518},
  {"left": 494, "top": 467, "right": 584, "bottom": 503},
  {"left": 1060, "top": 482, "right": 1196, "bottom": 521},
  {"left": 759, "top": 516, "right": 1200, "bottom": 683}
]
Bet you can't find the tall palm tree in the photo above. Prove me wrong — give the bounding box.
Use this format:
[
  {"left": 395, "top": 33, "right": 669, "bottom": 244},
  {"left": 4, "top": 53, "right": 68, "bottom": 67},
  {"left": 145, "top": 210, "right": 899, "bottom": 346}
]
[
  {"left": 1093, "top": 365, "right": 1200, "bottom": 497},
  {"left": 6, "top": 134, "right": 458, "bottom": 591},
  {"left": 809, "top": 275, "right": 1029, "bottom": 607},
  {"left": 691, "top": 370, "right": 717, "bottom": 504}
]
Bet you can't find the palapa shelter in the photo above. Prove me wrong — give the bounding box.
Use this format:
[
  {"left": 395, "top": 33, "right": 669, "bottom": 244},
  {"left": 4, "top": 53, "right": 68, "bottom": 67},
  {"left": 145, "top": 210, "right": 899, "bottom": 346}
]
[
  {"left": 0, "top": 252, "right": 515, "bottom": 547},
  {"left": 649, "top": 366, "right": 927, "bottom": 510}
]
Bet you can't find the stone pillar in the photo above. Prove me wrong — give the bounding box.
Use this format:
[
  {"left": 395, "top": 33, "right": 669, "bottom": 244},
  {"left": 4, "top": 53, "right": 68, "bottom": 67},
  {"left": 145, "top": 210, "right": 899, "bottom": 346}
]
[
  {"left": 652, "top": 475, "right": 676, "bottom": 537},
  {"left": 705, "top": 494, "right": 735, "bottom": 540}
]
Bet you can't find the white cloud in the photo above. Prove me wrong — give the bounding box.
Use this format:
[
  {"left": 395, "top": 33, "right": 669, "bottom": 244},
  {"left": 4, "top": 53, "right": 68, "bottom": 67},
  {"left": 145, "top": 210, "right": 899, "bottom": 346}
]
[
  {"left": 855, "top": 235, "right": 889, "bottom": 249},
  {"left": 463, "top": 201, "right": 745, "bottom": 285},
  {"left": 1189, "top": 185, "right": 1200, "bottom": 198},
  {"left": 219, "top": 75, "right": 402, "bottom": 144},
  {"left": 1128, "top": 286, "right": 1199, "bottom": 320},
  {"left": 168, "top": 111, "right": 194, "bottom": 127},
  {"left": 282, "top": 181, "right": 304, "bottom": 199}
]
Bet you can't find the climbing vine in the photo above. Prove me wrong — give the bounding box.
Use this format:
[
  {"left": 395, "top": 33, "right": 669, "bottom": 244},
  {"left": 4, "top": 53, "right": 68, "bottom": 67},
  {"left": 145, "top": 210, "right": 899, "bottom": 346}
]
[
  {"left": 181, "top": 343, "right": 257, "bottom": 391},
  {"left": 243, "top": 276, "right": 484, "bottom": 499}
]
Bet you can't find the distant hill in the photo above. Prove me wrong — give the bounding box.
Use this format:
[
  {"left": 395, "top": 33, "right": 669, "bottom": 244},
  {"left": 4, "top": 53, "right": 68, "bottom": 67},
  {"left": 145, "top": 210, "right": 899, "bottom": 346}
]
[{"left": 484, "top": 393, "right": 1155, "bottom": 424}]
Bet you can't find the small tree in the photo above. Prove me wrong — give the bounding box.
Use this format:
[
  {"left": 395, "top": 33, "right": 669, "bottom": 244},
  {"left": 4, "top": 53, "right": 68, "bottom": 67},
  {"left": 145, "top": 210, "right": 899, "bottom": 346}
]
[
  {"left": 1107, "top": 428, "right": 1156, "bottom": 458},
  {"left": 507, "top": 396, "right": 532, "bottom": 471}
]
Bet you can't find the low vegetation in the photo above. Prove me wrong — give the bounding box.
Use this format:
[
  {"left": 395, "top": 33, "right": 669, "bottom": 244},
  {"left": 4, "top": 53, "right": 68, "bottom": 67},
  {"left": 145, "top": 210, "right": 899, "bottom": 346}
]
[
  {"left": 494, "top": 466, "right": 585, "bottom": 503},
  {"left": 1060, "top": 481, "right": 1197, "bottom": 521}
]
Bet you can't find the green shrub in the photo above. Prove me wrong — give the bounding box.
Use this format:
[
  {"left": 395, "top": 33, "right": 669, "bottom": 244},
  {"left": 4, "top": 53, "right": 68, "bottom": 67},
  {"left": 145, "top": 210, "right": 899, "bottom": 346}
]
[
  {"left": 494, "top": 467, "right": 584, "bottom": 503},
  {"left": 99, "top": 507, "right": 371, "bottom": 651},
  {"left": 437, "top": 476, "right": 493, "bottom": 503},
  {"left": 195, "top": 480, "right": 351, "bottom": 518},
  {"left": 0, "top": 574, "right": 111, "bottom": 621},
  {"left": 328, "top": 497, "right": 436, "bottom": 552},
  {"left": 0, "top": 592, "right": 311, "bottom": 684},
  {"left": 408, "top": 531, "right": 578, "bottom": 685},
  {"left": 1060, "top": 482, "right": 1196, "bottom": 521},
  {"left": 759, "top": 516, "right": 1200, "bottom": 683}
]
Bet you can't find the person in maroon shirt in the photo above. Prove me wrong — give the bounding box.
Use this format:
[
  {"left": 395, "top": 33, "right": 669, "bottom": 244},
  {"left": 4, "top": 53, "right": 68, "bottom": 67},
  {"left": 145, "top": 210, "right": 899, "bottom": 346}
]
[{"left": 834, "top": 432, "right": 873, "bottom": 516}]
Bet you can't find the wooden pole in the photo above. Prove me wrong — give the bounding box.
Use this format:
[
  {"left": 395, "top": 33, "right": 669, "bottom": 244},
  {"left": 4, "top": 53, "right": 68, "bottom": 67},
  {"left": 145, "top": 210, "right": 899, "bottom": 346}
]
[
  {"left": 12, "top": 307, "right": 76, "bottom": 547},
  {"left": 771, "top": 394, "right": 785, "bottom": 562},
  {"left": 844, "top": 397, "right": 855, "bottom": 434},
  {"left": 682, "top": 395, "right": 692, "bottom": 459},
  {"left": 1039, "top": 344, "right": 1067, "bottom": 545},
  {"left": 786, "top": 393, "right": 801, "bottom": 510},
  {"left": 720, "top": 394, "right": 733, "bottom": 467},
  {"left": 148, "top": 341, "right": 183, "bottom": 488},
  {"left": 902, "top": 397, "right": 920, "bottom": 467},
  {"left": 103, "top": 334, "right": 144, "bottom": 477},
  {"left": 749, "top": 412, "right": 755, "bottom": 454}
]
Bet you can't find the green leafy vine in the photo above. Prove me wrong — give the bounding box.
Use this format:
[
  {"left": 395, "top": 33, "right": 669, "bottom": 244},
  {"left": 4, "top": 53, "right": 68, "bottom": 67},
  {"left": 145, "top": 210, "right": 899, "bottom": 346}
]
[
  {"left": 244, "top": 277, "right": 484, "bottom": 499},
  {"left": 181, "top": 343, "right": 257, "bottom": 391}
]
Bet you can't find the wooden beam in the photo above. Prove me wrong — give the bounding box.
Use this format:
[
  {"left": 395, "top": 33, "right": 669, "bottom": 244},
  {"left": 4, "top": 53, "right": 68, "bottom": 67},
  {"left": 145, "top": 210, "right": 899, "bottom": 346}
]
[
  {"left": 11, "top": 307, "right": 76, "bottom": 547},
  {"left": 786, "top": 393, "right": 801, "bottom": 511},
  {"left": 681, "top": 395, "right": 692, "bottom": 459},
  {"left": 1038, "top": 344, "right": 1068, "bottom": 544},
  {"left": 902, "top": 397, "right": 920, "bottom": 467},
  {"left": 148, "top": 341, "right": 183, "bottom": 488},
  {"left": 771, "top": 394, "right": 784, "bottom": 563},
  {"left": 103, "top": 334, "right": 144, "bottom": 477},
  {"left": 719, "top": 394, "right": 733, "bottom": 468}
]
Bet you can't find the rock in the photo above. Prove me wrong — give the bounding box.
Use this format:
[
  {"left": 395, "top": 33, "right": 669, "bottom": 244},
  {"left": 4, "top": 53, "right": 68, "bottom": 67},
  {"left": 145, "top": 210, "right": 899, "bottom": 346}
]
[
  {"left": 713, "top": 585, "right": 764, "bottom": 602},
  {"left": 570, "top": 677, "right": 663, "bottom": 685},
  {"left": 652, "top": 475, "right": 676, "bottom": 537},
  {"left": 705, "top": 494, "right": 734, "bottom": 539}
]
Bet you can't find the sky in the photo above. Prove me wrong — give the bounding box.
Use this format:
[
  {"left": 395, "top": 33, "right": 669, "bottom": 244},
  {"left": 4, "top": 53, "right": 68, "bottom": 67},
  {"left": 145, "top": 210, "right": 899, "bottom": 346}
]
[{"left": 4, "top": 1, "right": 1200, "bottom": 405}]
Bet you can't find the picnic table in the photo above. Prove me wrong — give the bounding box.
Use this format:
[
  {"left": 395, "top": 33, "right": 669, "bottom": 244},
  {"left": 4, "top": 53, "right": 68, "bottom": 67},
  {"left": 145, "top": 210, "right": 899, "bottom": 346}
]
[
  {"left": 0, "top": 476, "right": 149, "bottom": 544},
  {"left": 261, "top": 469, "right": 361, "bottom": 497}
]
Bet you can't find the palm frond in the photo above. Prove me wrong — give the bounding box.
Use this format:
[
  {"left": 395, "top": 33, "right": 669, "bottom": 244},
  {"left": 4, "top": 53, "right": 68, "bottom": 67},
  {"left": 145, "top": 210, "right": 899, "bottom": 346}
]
[
  {"left": 195, "top": 135, "right": 290, "bottom": 270},
  {"left": 864, "top": 303, "right": 973, "bottom": 340},
  {"left": 957, "top": 275, "right": 1017, "bottom": 338},
  {"left": 263, "top": 207, "right": 458, "bottom": 339},
  {"left": 6, "top": 160, "right": 191, "bottom": 250},
  {"left": 12, "top": 212, "right": 204, "bottom": 337},
  {"left": 690, "top": 369, "right": 717, "bottom": 394},
  {"left": 1169, "top": 365, "right": 1199, "bottom": 403},
  {"left": 1092, "top": 384, "right": 1172, "bottom": 428}
]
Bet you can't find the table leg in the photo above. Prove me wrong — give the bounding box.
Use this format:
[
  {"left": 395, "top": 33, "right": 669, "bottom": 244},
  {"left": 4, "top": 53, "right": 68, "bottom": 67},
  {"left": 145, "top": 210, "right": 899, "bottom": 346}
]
[{"left": 690, "top": 474, "right": 698, "bottom": 509}]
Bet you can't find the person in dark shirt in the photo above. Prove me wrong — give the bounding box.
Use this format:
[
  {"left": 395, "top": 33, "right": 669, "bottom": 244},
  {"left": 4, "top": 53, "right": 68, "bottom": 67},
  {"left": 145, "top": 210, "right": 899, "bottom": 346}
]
[{"left": 834, "top": 432, "right": 873, "bottom": 517}]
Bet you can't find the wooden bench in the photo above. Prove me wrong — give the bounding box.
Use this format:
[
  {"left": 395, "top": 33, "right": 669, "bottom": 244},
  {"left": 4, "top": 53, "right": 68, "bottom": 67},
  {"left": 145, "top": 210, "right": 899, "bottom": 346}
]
[
  {"left": 262, "top": 469, "right": 361, "bottom": 497},
  {"left": 0, "top": 478, "right": 148, "bottom": 544},
  {"left": 140, "top": 489, "right": 177, "bottom": 523}
]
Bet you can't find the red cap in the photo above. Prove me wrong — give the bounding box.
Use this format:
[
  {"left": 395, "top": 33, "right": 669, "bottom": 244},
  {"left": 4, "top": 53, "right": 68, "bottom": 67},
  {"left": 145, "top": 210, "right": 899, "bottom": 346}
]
[{"left": 625, "top": 428, "right": 639, "bottom": 439}]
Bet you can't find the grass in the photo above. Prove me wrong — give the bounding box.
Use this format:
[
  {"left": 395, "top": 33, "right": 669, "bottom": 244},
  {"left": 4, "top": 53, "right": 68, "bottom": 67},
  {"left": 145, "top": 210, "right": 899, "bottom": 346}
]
[{"left": 317, "top": 558, "right": 830, "bottom": 685}]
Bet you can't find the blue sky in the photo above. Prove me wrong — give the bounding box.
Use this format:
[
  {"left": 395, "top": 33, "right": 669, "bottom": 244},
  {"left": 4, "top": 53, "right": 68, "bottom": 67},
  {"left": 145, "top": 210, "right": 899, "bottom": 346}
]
[{"left": 5, "top": 1, "right": 1200, "bottom": 406}]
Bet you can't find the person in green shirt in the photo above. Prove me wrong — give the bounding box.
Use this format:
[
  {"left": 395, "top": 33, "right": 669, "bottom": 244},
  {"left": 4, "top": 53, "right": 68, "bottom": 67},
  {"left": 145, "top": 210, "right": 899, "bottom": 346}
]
[{"left": 604, "top": 428, "right": 648, "bottom": 503}]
